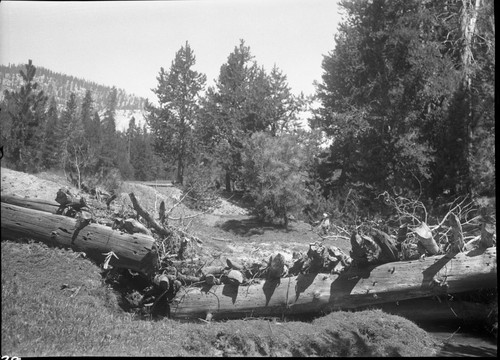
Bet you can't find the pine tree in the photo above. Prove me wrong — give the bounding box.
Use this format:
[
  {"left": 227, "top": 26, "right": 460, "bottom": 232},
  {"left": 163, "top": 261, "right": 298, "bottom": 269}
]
[
  {"left": 197, "top": 40, "right": 256, "bottom": 191},
  {"left": 126, "top": 116, "right": 138, "bottom": 162},
  {"left": 56, "top": 92, "right": 78, "bottom": 172},
  {"left": 313, "top": 0, "right": 463, "bottom": 204},
  {"left": 433, "top": 0, "right": 495, "bottom": 196},
  {"left": 41, "top": 96, "right": 60, "bottom": 169},
  {"left": 131, "top": 125, "right": 165, "bottom": 181},
  {"left": 467, "top": 0, "right": 495, "bottom": 196},
  {"left": 0, "top": 98, "right": 15, "bottom": 160},
  {"left": 241, "top": 131, "right": 309, "bottom": 228},
  {"left": 3, "top": 60, "right": 48, "bottom": 172},
  {"left": 98, "top": 87, "right": 118, "bottom": 170},
  {"left": 102, "top": 86, "right": 117, "bottom": 136},
  {"left": 265, "top": 65, "right": 305, "bottom": 135},
  {"left": 196, "top": 40, "right": 304, "bottom": 191},
  {"left": 80, "top": 89, "right": 94, "bottom": 140},
  {"left": 115, "top": 130, "right": 135, "bottom": 180},
  {"left": 146, "top": 41, "right": 206, "bottom": 184}
]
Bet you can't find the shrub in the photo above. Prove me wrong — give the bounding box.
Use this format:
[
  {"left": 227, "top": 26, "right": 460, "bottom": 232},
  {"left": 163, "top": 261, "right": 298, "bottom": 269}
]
[
  {"left": 181, "top": 161, "right": 221, "bottom": 212},
  {"left": 241, "top": 132, "right": 309, "bottom": 228},
  {"left": 83, "top": 167, "right": 123, "bottom": 195}
]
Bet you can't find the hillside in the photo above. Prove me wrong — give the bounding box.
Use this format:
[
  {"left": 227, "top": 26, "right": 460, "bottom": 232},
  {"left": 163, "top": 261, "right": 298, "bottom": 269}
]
[{"left": 0, "top": 63, "right": 147, "bottom": 131}]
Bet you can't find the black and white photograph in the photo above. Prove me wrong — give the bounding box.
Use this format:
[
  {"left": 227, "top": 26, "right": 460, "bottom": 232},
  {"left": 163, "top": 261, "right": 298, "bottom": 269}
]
[{"left": 0, "top": 0, "right": 496, "bottom": 357}]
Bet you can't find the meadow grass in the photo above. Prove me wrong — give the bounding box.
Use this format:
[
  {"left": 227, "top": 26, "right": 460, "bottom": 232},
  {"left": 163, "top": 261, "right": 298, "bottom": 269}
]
[{"left": 1, "top": 240, "right": 439, "bottom": 357}]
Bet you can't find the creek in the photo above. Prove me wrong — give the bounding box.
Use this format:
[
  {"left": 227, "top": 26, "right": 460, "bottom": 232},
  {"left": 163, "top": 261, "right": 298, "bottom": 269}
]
[{"left": 420, "top": 322, "right": 497, "bottom": 357}]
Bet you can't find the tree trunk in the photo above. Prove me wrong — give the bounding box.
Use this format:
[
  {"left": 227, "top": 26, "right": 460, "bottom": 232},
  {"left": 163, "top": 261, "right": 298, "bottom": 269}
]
[
  {"left": 176, "top": 154, "right": 183, "bottom": 185},
  {"left": 461, "top": 0, "right": 482, "bottom": 192},
  {"left": 1, "top": 194, "right": 61, "bottom": 214},
  {"left": 414, "top": 222, "right": 440, "bottom": 255},
  {"left": 170, "top": 246, "right": 496, "bottom": 320},
  {"left": 225, "top": 171, "right": 231, "bottom": 192},
  {"left": 76, "top": 158, "right": 81, "bottom": 191},
  {"left": 1, "top": 202, "right": 158, "bottom": 276},
  {"left": 283, "top": 213, "right": 288, "bottom": 230}
]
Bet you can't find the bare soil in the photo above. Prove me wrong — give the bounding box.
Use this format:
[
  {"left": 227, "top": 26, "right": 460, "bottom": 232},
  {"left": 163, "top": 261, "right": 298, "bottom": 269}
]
[{"left": 0, "top": 166, "right": 350, "bottom": 268}]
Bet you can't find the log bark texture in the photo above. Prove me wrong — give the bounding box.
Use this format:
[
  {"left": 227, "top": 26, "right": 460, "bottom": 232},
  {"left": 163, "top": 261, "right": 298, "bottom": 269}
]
[
  {"left": 1, "top": 194, "right": 61, "bottom": 214},
  {"left": 1, "top": 202, "right": 158, "bottom": 276},
  {"left": 170, "top": 246, "right": 496, "bottom": 320}
]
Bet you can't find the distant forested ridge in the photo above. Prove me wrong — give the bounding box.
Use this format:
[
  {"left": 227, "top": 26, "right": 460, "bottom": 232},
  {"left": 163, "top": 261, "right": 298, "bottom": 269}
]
[
  {"left": 0, "top": 60, "right": 165, "bottom": 183},
  {"left": 0, "top": 63, "right": 146, "bottom": 112}
]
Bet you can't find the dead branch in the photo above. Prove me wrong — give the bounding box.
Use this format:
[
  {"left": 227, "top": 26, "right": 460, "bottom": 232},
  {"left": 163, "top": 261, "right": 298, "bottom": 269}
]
[
  {"left": 166, "top": 189, "right": 192, "bottom": 218},
  {"left": 431, "top": 197, "right": 471, "bottom": 231},
  {"left": 167, "top": 207, "right": 213, "bottom": 221},
  {"left": 129, "top": 192, "right": 173, "bottom": 238}
]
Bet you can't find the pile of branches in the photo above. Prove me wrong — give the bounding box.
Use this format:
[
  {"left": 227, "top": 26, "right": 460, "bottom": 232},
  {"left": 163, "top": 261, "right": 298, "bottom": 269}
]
[
  {"left": 377, "top": 191, "right": 496, "bottom": 259},
  {"left": 54, "top": 186, "right": 495, "bottom": 317},
  {"left": 308, "top": 190, "right": 496, "bottom": 268}
]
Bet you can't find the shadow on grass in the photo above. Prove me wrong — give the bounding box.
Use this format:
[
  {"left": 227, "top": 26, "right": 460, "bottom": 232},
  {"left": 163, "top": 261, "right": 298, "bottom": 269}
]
[
  {"left": 217, "top": 217, "right": 287, "bottom": 236},
  {"left": 219, "top": 190, "right": 253, "bottom": 209}
]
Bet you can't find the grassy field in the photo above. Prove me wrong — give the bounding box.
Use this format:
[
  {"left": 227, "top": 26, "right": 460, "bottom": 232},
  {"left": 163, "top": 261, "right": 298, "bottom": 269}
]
[{"left": 1, "top": 240, "right": 439, "bottom": 357}]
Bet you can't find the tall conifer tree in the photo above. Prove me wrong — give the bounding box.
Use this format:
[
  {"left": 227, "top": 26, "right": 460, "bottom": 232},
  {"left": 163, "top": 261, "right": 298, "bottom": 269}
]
[
  {"left": 56, "top": 92, "right": 78, "bottom": 172},
  {"left": 3, "top": 60, "right": 48, "bottom": 172},
  {"left": 42, "top": 96, "right": 60, "bottom": 169},
  {"left": 146, "top": 41, "right": 206, "bottom": 184},
  {"left": 99, "top": 87, "right": 118, "bottom": 169}
]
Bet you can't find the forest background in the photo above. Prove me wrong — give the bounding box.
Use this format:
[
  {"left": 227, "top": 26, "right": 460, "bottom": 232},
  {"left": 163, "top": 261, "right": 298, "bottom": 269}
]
[{"left": 0, "top": 0, "right": 495, "bottom": 227}]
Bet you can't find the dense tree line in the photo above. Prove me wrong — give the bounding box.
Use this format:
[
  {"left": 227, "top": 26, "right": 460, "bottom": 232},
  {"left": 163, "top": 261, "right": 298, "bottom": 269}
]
[
  {"left": 311, "top": 0, "right": 494, "bottom": 213},
  {"left": 1, "top": 62, "right": 165, "bottom": 188},
  {"left": 145, "top": 40, "right": 310, "bottom": 226},
  {"left": 145, "top": 0, "right": 493, "bottom": 225},
  {"left": 1, "top": 0, "right": 494, "bottom": 226}
]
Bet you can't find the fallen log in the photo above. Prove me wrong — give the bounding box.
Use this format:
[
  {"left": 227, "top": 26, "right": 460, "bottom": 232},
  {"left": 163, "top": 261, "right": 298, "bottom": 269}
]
[
  {"left": 1, "top": 194, "right": 61, "bottom": 214},
  {"left": 129, "top": 192, "right": 171, "bottom": 237},
  {"left": 170, "top": 246, "right": 496, "bottom": 320},
  {"left": 2, "top": 193, "right": 93, "bottom": 217},
  {"left": 1, "top": 202, "right": 158, "bottom": 276}
]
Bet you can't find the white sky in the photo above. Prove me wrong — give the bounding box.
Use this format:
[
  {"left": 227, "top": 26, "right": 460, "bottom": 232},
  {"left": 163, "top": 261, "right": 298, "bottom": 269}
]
[{"left": 0, "top": 0, "right": 342, "bottom": 102}]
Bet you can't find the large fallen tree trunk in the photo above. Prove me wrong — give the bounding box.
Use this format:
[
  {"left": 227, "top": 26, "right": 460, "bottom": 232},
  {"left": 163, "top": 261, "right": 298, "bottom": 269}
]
[
  {"left": 170, "top": 246, "right": 496, "bottom": 320},
  {"left": 1, "top": 202, "right": 158, "bottom": 276},
  {"left": 1, "top": 194, "right": 62, "bottom": 214},
  {"left": 2, "top": 193, "right": 496, "bottom": 322}
]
